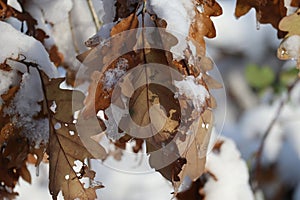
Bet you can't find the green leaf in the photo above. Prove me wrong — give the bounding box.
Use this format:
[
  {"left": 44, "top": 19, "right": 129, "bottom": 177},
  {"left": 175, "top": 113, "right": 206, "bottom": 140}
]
[{"left": 245, "top": 64, "right": 275, "bottom": 90}]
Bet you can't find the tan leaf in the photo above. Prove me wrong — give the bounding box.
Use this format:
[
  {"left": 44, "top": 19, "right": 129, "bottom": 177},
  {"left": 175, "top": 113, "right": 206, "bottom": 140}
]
[
  {"left": 42, "top": 73, "right": 106, "bottom": 199},
  {"left": 20, "top": 163, "right": 31, "bottom": 184},
  {"left": 189, "top": 0, "right": 222, "bottom": 56},
  {"left": 43, "top": 76, "right": 85, "bottom": 123},
  {"left": 173, "top": 109, "right": 213, "bottom": 192},
  {"left": 279, "top": 9, "right": 300, "bottom": 37},
  {"left": 49, "top": 119, "right": 103, "bottom": 200}
]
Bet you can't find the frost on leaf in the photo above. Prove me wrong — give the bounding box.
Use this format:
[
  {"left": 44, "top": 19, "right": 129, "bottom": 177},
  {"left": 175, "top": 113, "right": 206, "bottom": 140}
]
[{"left": 235, "top": 0, "right": 287, "bottom": 38}]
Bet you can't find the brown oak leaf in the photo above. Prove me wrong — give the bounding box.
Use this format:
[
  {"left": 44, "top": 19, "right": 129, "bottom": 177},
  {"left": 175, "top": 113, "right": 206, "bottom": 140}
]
[
  {"left": 41, "top": 74, "right": 106, "bottom": 199},
  {"left": 235, "top": 0, "right": 287, "bottom": 38}
]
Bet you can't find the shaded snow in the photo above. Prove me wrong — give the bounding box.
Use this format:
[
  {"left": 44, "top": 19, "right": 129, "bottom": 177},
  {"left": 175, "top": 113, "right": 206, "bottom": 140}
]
[
  {"left": 3, "top": 70, "right": 49, "bottom": 147},
  {"left": 0, "top": 69, "right": 19, "bottom": 104},
  {"left": 31, "top": 0, "right": 73, "bottom": 24},
  {"left": 149, "top": 0, "right": 195, "bottom": 59},
  {"left": 0, "top": 21, "right": 57, "bottom": 77},
  {"left": 204, "top": 137, "right": 254, "bottom": 200}
]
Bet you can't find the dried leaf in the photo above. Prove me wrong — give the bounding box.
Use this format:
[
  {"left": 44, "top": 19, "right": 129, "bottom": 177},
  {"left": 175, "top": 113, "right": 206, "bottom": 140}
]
[
  {"left": 0, "top": 133, "right": 30, "bottom": 192},
  {"left": 114, "top": 0, "right": 139, "bottom": 20},
  {"left": 235, "top": 0, "right": 287, "bottom": 37},
  {"left": 0, "top": 0, "right": 37, "bottom": 36},
  {"left": 43, "top": 76, "right": 84, "bottom": 123},
  {"left": 291, "top": 0, "right": 300, "bottom": 7},
  {"left": 34, "top": 28, "right": 49, "bottom": 43},
  {"left": 173, "top": 109, "right": 213, "bottom": 192},
  {"left": 41, "top": 74, "right": 106, "bottom": 199},
  {"left": 0, "top": 63, "right": 12, "bottom": 71},
  {"left": 48, "top": 120, "right": 101, "bottom": 199},
  {"left": 0, "top": 123, "right": 14, "bottom": 146},
  {"left": 190, "top": 0, "right": 222, "bottom": 56},
  {"left": 279, "top": 9, "right": 300, "bottom": 36},
  {"left": 1, "top": 86, "right": 19, "bottom": 102},
  {"left": 49, "top": 45, "right": 64, "bottom": 67},
  {"left": 111, "top": 13, "right": 139, "bottom": 36}
]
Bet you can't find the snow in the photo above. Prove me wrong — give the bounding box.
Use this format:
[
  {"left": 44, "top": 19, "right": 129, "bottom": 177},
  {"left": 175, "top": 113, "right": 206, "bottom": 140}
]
[
  {"left": 3, "top": 70, "right": 49, "bottom": 147},
  {"left": 0, "top": 20, "right": 58, "bottom": 146},
  {"left": 278, "top": 35, "right": 300, "bottom": 60},
  {"left": 0, "top": 21, "right": 58, "bottom": 78},
  {"left": 104, "top": 105, "right": 127, "bottom": 140},
  {"left": 204, "top": 137, "right": 254, "bottom": 200},
  {"left": 149, "top": 0, "right": 195, "bottom": 59},
  {"left": 285, "top": 0, "right": 298, "bottom": 15},
  {"left": 149, "top": 0, "right": 194, "bottom": 37},
  {"left": 31, "top": 0, "right": 73, "bottom": 24},
  {"left": 0, "top": 69, "right": 18, "bottom": 104},
  {"left": 207, "top": 0, "right": 279, "bottom": 62},
  {"left": 70, "top": 0, "right": 97, "bottom": 51},
  {"left": 174, "top": 75, "right": 209, "bottom": 112},
  {"left": 16, "top": 163, "right": 52, "bottom": 200},
  {"left": 99, "top": 0, "right": 116, "bottom": 24},
  {"left": 103, "top": 58, "right": 128, "bottom": 90}
]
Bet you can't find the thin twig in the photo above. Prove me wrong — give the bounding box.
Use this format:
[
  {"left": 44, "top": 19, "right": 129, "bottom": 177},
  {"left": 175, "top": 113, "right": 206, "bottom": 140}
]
[
  {"left": 68, "top": 14, "right": 80, "bottom": 54},
  {"left": 253, "top": 78, "right": 299, "bottom": 189},
  {"left": 87, "top": 0, "right": 101, "bottom": 30}
]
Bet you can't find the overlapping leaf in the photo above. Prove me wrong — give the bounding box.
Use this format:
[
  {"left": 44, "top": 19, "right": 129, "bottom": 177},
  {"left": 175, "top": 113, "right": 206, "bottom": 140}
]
[{"left": 42, "top": 74, "right": 106, "bottom": 199}]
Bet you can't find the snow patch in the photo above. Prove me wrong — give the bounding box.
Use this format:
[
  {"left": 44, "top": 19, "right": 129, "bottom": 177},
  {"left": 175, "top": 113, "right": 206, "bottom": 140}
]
[
  {"left": 174, "top": 75, "right": 209, "bottom": 112},
  {"left": 3, "top": 69, "right": 49, "bottom": 147},
  {"left": 205, "top": 137, "right": 254, "bottom": 200},
  {"left": 0, "top": 21, "right": 58, "bottom": 78},
  {"left": 103, "top": 58, "right": 128, "bottom": 90}
]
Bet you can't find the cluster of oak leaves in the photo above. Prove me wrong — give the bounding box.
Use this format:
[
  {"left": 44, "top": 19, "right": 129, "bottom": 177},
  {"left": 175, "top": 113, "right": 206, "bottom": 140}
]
[{"left": 0, "top": 0, "right": 300, "bottom": 199}]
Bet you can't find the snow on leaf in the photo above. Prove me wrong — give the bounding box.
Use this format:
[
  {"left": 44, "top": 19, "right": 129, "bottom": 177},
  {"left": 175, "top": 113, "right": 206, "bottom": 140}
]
[
  {"left": 277, "top": 35, "right": 300, "bottom": 70},
  {"left": 0, "top": 0, "right": 37, "bottom": 36},
  {"left": 0, "top": 21, "right": 58, "bottom": 78}
]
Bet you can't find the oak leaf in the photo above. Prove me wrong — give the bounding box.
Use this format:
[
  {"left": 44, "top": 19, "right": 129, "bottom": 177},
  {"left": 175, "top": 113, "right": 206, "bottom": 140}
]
[
  {"left": 111, "top": 13, "right": 139, "bottom": 36},
  {"left": 190, "top": 0, "right": 222, "bottom": 56},
  {"left": 41, "top": 74, "right": 106, "bottom": 199},
  {"left": 235, "top": 0, "right": 287, "bottom": 37},
  {"left": 173, "top": 109, "right": 213, "bottom": 192},
  {"left": 279, "top": 9, "right": 300, "bottom": 37}
]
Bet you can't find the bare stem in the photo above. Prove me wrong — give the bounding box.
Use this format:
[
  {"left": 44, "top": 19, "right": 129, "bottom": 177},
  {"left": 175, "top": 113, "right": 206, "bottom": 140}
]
[
  {"left": 254, "top": 78, "right": 299, "bottom": 188},
  {"left": 87, "top": 0, "right": 101, "bottom": 30}
]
